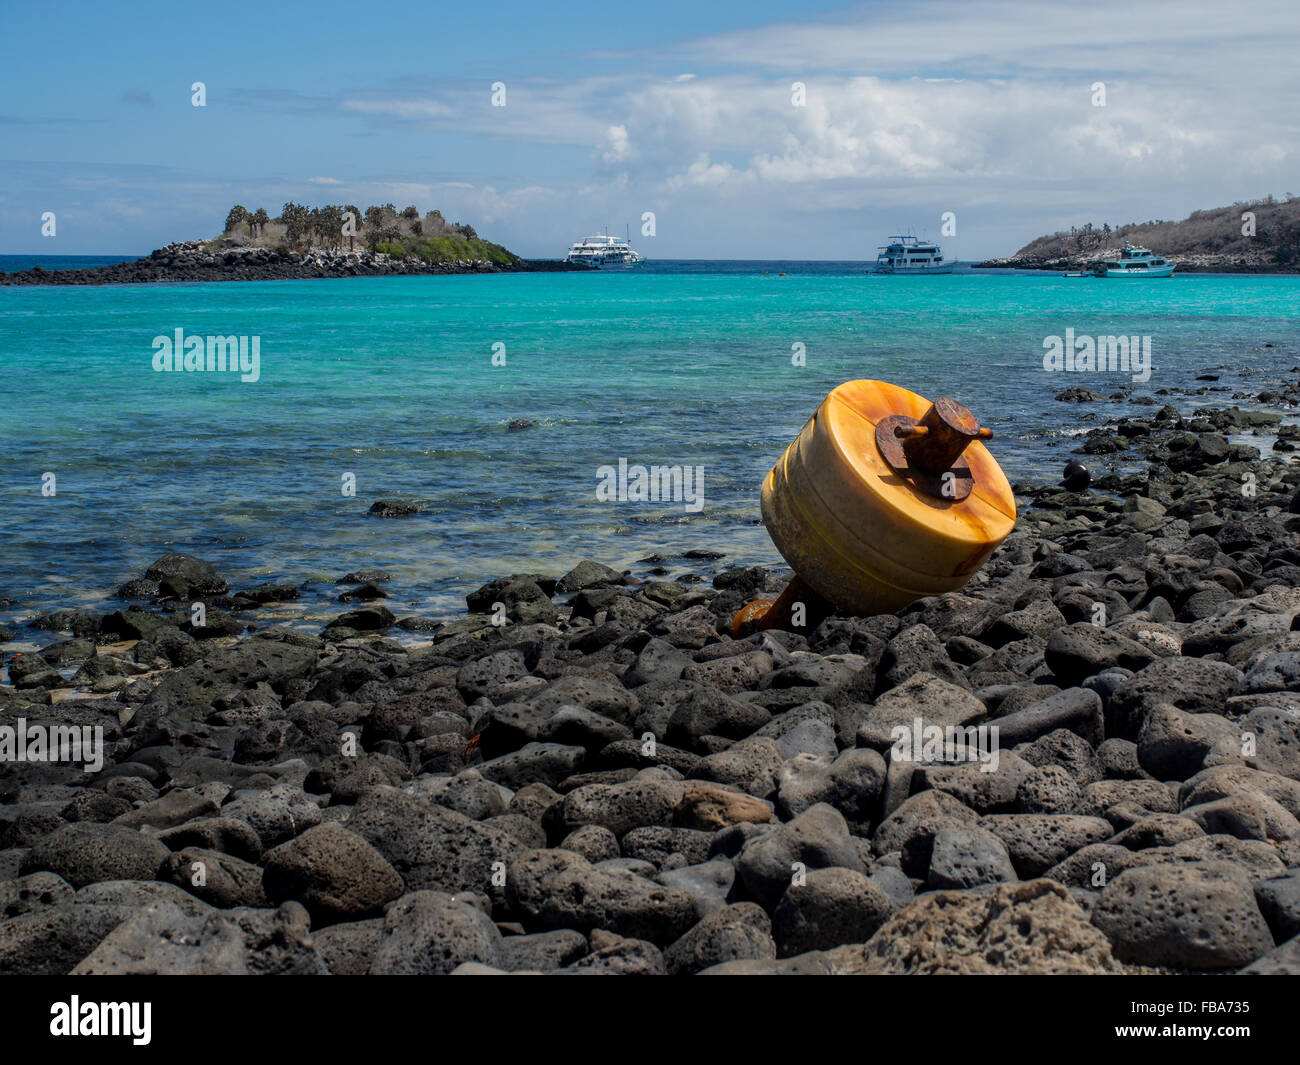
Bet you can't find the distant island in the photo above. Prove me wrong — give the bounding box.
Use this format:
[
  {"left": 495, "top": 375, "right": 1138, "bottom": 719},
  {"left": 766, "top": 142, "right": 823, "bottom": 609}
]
[
  {"left": 978, "top": 194, "right": 1300, "bottom": 273},
  {"left": 0, "top": 202, "right": 578, "bottom": 285}
]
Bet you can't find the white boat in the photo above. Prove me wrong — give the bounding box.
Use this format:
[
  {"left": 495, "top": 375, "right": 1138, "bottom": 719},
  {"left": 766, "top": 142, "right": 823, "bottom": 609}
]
[
  {"left": 564, "top": 232, "right": 645, "bottom": 268},
  {"left": 874, "top": 235, "right": 954, "bottom": 274},
  {"left": 1090, "top": 243, "right": 1175, "bottom": 277}
]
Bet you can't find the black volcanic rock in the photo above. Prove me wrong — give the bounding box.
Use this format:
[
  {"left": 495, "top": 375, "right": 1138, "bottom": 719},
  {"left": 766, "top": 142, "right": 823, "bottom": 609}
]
[{"left": 0, "top": 241, "right": 584, "bottom": 286}]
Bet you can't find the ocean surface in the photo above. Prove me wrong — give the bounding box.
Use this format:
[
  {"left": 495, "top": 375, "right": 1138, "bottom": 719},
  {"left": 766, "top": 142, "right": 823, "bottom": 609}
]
[
  {"left": 0, "top": 254, "right": 142, "bottom": 273},
  {"left": 2, "top": 260, "right": 1298, "bottom": 636}
]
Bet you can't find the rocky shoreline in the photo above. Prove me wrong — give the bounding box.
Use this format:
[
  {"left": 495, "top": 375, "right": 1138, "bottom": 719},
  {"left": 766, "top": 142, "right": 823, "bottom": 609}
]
[
  {"left": 0, "top": 241, "right": 582, "bottom": 286},
  {"left": 4, "top": 397, "right": 1300, "bottom": 975},
  {"left": 975, "top": 252, "right": 1300, "bottom": 274}
]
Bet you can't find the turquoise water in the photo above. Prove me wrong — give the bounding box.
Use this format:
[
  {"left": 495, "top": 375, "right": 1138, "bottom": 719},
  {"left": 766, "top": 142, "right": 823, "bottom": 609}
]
[{"left": 2, "top": 265, "right": 1298, "bottom": 627}]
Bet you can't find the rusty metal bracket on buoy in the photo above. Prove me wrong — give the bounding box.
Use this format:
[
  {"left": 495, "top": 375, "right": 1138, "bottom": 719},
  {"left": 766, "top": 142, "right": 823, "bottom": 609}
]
[
  {"left": 874, "top": 396, "right": 993, "bottom": 502},
  {"left": 730, "top": 387, "right": 1007, "bottom": 638}
]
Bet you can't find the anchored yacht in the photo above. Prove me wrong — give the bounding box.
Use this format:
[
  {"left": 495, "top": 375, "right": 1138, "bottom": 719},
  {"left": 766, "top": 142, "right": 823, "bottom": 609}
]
[
  {"left": 874, "top": 236, "right": 954, "bottom": 274},
  {"left": 564, "top": 232, "right": 645, "bottom": 268},
  {"left": 1091, "top": 243, "right": 1175, "bottom": 278}
]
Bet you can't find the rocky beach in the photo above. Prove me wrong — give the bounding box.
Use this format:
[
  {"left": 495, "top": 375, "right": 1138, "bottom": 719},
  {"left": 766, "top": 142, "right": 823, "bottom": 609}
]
[{"left": 4, "top": 384, "right": 1300, "bottom": 976}]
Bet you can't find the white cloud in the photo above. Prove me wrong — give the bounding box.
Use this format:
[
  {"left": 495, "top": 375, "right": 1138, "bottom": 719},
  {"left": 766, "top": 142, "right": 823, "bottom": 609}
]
[
  {"left": 604, "top": 124, "right": 631, "bottom": 161},
  {"left": 341, "top": 97, "right": 455, "bottom": 119},
  {"left": 678, "top": 0, "right": 1299, "bottom": 79},
  {"left": 667, "top": 153, "right": 745, "bottom": 190}
]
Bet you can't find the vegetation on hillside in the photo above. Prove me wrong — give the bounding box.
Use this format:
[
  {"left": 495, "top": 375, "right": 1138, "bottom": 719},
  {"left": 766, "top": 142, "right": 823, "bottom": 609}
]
[
  {"left": 1011, "top": 194, "right": 1300, "bottom": 265},
  {"left": 213, "top": 202, "right": 520, "bottom": 265}
]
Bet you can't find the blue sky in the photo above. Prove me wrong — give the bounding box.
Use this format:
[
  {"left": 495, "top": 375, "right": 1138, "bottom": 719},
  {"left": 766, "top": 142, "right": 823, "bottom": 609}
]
[{"left": 2, "top": 0, "right": 1297, "bottom": 258}]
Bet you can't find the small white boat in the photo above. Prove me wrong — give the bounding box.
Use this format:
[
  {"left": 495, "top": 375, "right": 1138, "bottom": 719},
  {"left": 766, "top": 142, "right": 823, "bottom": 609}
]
[
  {"left": 874, "top": 235, "right": 954, "bottom": 274},
  {"left": 564, "top": 232, "right": 644, "bottom": 268},
  {"left": 1090, "top": 243, "right": 1175, "bottom": 277}
]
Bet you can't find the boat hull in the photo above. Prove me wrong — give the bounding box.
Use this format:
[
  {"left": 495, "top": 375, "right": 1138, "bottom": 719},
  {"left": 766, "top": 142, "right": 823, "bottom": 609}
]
[
  {"left": 875, "top": 263, "right": 955, "bottom": 275},
  {"left": 564, "top": 257, "right": 645, "bottom": 269},
  {"left": 1091, "top": 263, "right": 1175, "bottom": 278},
  {"left": 1093, "top": 266, "right": 1175, "bottom": 278}
]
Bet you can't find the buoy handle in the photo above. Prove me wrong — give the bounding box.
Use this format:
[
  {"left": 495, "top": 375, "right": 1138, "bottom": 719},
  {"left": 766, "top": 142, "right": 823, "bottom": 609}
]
[
  {"left": 895, "top": 424, "right": 991, "bottom": 440},
  {"left": 899, "top": 398, "right": 991, "bottom": 473}
]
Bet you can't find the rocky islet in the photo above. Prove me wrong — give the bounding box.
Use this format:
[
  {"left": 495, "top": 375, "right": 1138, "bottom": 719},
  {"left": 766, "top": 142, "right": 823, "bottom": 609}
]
[{"left": 0, "top": 241, "right": 581, "bottom": 287}]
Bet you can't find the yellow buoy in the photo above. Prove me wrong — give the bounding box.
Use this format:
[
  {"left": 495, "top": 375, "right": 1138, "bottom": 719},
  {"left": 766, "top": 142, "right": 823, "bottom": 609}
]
[{"left": 753, "top": 379, "right": 1016, "bottom": 620}]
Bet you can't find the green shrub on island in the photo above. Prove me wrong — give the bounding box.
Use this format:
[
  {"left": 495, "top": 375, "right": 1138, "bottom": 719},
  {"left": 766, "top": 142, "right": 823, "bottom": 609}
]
[
  {"left": 375, "top": 235, "right": 515, "bottom": 264},
  {"left": 410, "top": 235, "right": 517, "bottom": 266}
]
